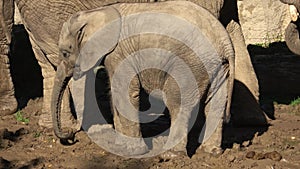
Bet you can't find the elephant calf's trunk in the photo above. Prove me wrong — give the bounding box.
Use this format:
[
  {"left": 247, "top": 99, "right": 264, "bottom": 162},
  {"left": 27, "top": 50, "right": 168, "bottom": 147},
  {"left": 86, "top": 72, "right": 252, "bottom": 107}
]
[{"left": 51, "top": 62, "right": 75, "bottom": 144}]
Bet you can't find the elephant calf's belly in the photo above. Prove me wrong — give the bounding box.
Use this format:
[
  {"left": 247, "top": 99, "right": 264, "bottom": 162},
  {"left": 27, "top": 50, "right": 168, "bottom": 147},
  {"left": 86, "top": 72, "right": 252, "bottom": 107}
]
[{"left": 138, "top": 69, "right": 168, "bottom": 93}]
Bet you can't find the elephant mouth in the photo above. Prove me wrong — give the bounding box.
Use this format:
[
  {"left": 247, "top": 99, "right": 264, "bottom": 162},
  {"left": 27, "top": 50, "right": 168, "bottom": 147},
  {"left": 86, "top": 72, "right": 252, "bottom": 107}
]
[{"left": 73, "top": 65, "right": 83, "bottom": 80}]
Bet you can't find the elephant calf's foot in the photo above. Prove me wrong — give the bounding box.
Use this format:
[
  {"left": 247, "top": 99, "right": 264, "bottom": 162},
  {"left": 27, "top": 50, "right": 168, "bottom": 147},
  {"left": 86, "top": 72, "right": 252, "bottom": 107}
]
[
  {"left": 87, "top": 125, "right": 149, "bottom": 156},
  {"left": 199, "top": 144, "right": 223, "bottom": 157},
  {"left": 113, "top": 134, "right": 149, "bottom": 156}
]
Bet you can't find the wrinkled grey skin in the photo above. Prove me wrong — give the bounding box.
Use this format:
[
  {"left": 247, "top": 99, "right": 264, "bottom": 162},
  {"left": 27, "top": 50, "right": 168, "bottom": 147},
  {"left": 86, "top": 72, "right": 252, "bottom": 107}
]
[
  {"left": 280, "top": 0, "right": 300, "bottom": 55},
  {"left": 0, "top": 0, "right": 265, "bottom": 127},
  {"left": 0, "top": 0, "right": 151, "bottom": 125},
  {"left": 0, "top": 0, "right": 16, "bottom": 115},
  {"left": 56, "top": 1, "right": 235, "bottom": 155}
]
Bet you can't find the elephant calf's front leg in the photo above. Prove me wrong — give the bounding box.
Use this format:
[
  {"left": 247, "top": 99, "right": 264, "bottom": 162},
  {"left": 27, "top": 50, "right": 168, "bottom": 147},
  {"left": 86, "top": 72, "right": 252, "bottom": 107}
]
[{"left": 111, "top": 75, "right": 149, "bottom": 156}]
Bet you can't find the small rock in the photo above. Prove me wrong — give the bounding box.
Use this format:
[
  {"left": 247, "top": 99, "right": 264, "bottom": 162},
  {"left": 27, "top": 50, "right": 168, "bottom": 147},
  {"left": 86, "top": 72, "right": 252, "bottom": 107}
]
[
  {"left": 250, "top": 162, "right": 258, "bottom": 168},
  {"left": 0, "top": 139, "right": 9, "bottom": 149},
  {"left": 242, "top": 140, "right": 251, "bottom": 147},
  {"left": 264, "top": 151, "right": 282, "bottom": 161},
  {"left": 233, "top": 143, "right": 240, "bottom": 150},
  {"left": 222, "top": 148, "right": 231, "bottom": 155},
  {"left": 253, "top": 152, "right": 265, "bottom": 160},
  {"left": 227, "top": 155, "right": 236, "bottom": 162},
  {"left": 246, "top": 151, "right": 265, "bottom": 160},
  {"left": 159, "top": 151, "right": 181, "bottom": 161},
  {"left": 246, "top": 151, "right": 255, "bottom": 159},
  {"left": 252, "top": 133, "right": 261, "bottom": 144},
  {"left": 237, "top": 153, "right": 245, "bottom": 161}
]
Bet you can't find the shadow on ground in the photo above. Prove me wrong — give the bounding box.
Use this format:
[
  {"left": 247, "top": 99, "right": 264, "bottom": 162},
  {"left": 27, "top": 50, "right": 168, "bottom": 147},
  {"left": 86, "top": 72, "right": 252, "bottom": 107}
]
[
  {"left": 249, "top": 42, "right": 300, "bottom": 117},
  {"left": 0, "top": 157, "right": 43, "bottom": 169}
]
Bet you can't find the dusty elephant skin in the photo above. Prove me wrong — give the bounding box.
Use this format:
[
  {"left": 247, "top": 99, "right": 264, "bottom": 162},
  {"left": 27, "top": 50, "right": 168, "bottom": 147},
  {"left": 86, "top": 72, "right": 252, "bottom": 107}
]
[
  {"left": 280, "top": 0, "right": 300, "bottom": 55},
  {"left": 0, "top": 0, "right": 265, "bottom": 128},
  {"left": 55, "top": 1, "right": 235, "bottom": 156},
  {"left": 0, "top": 0, "right": 17, "bottom": 115}
]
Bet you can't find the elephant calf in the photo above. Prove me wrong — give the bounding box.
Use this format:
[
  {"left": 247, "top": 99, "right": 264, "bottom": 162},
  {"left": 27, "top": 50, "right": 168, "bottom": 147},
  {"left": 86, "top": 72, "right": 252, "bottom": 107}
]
[{"left": 54, "top": 1, "right": 235, "bottom": 156}]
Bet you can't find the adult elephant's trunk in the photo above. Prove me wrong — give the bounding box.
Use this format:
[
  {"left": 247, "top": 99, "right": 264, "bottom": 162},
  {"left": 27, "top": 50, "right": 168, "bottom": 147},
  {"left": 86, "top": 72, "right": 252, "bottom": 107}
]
[
  {"left": 285, "top": 21, "right": 300, "bottom": 55},
  {"left": 51, "top": 61, "right": 74, "bottom": 143},
  {"left": 280, "top": 0, "right": 300, "bottom": 10}
]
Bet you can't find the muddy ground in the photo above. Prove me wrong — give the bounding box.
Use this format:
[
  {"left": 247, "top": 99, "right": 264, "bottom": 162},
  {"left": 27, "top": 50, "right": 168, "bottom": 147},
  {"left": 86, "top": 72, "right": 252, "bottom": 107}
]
[{"left": 0, "top": 26, "right": 300, "bottom": 169}]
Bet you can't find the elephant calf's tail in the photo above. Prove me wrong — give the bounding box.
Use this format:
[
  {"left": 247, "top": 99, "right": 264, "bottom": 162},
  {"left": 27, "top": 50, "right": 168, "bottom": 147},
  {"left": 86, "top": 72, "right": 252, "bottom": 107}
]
[
  {"left": 223, "top": 38, "right": 235, "bottom": 124},
  {"left": 225, "top": 48, "right": 235, "bottom": 124}
]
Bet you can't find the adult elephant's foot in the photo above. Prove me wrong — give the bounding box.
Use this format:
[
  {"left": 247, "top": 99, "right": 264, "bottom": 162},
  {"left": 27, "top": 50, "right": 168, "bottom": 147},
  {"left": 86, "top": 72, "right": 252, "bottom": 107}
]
[
  {"left": 38, "top": 110, "right": 78, "bottom": 129},
  {"left": 38, "top": 93, "right": 78, "bottom": 129},
  {"left": 231, "top": 81, "right": 268, "bottom": 127},
  {"left": 0, "top": 95, "right": 17, "bottom": 116},
  {"left": 0, "top": 55, "right": 18, "bottom": 116}
]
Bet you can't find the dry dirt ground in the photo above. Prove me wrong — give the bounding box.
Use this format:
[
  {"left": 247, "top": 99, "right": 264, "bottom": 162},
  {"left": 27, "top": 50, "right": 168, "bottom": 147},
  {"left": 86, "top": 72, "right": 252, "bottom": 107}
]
[
  {"left": 0, "top": 26, "right": 300, "bottom": 169},
  {"left": 0, "top": 98, "right": 299, "bottom": 169}
]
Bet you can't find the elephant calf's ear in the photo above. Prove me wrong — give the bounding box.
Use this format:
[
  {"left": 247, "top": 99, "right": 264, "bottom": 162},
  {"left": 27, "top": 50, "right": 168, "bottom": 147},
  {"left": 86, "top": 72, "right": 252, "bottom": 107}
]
[
  {"left": 75, "top": 23, "right": 87, "bottom": 46},
  {"left": 78, "top": 7, "right": 121, "bottom": 73},
  {"left": 68, "top": 14, "right": 87, "bottom": 46}
]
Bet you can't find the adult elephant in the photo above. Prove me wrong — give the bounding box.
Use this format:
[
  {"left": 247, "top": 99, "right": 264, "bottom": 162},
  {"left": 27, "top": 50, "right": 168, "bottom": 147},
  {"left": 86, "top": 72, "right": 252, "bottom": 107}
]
[
  {"left": 280, "top": 0, "right": 300, "bottom": 55},
  {"left": 0, "top": 0, "right": 266, "bottom": 127},
  {"left": 55, "top": 1, "right": 235, "bottom": 156}
]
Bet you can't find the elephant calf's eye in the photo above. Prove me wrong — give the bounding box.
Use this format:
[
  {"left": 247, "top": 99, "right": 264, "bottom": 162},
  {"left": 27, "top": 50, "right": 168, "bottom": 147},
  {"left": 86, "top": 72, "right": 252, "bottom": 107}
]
[{"left": 62, "top": 51, "right": 70, "bottom": 58}]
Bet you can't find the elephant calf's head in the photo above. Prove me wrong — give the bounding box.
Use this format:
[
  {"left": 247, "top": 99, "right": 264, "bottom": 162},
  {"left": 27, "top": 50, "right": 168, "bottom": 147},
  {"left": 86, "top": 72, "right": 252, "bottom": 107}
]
[
  {"left": 58, "top": 14, "right": 87, "bottom": 78},
  {"left": 52, "top": 6, "right": 121, "bottom": 143},
  {"left": 51, "top": 13, "right": 87, "bottom": 143}
]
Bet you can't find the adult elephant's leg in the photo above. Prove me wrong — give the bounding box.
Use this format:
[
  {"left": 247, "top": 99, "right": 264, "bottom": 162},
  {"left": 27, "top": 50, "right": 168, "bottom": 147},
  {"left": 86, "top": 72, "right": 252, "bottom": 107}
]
[
  {"left": 0, "top": 0, "right": 18, "bottom": 115},
  {"left": 226, "top": 21, "right": 267, "bottom": 126},
  {"left": 27, "top": 36, "right": 76, "bottom": 128}
]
